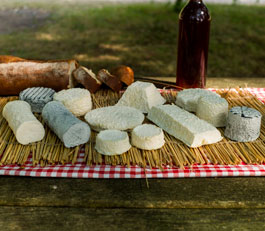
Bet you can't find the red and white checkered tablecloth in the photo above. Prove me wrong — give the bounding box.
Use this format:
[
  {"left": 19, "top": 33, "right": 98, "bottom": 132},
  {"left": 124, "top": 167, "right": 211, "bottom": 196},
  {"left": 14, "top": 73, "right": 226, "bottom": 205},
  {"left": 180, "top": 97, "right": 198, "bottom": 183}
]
[{"left": 0, "top": 88, "right": 264, "bottom": 178}]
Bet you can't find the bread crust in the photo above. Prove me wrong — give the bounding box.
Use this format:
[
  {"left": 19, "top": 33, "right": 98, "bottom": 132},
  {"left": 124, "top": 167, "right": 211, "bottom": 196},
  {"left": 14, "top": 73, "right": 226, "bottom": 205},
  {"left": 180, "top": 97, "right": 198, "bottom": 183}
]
[
  {"left": 111, "top": 65, "right": 134, "bottom": 86},
  {"left": 0, "top": 55, "right": 78, "bottom": 95},
  {"left": 97, "top": 69, "right": 122, "bottom": 92},
  {"left": 73, "top": 66, "right": 102, "bottom": 93}
]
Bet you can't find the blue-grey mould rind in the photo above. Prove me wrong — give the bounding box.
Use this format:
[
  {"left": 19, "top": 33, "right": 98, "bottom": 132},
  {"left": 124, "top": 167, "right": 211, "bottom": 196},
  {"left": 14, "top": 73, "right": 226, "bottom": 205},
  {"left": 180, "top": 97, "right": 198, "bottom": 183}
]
[{"left": 42, "top": 101, "right": 91, "bottom": 148}]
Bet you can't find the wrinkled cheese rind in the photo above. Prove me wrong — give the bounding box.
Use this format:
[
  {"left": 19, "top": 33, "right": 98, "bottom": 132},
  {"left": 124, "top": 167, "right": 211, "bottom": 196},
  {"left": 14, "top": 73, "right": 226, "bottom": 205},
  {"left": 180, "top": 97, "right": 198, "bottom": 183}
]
[
  {"left": 95, "top": 130, "right": 131, "bottom": 155},
  {"left": 116, "top": 81, "right": 166, "bottom": 113},
  {"left": 224, "top": 106, "right": 262, "bottom": 142},
  {"left": 42, "top": 101, "right": 91, "bottom": 148},
  {"left": 196, "top": 95, "right": 228, "bottom": 127},
  {"left": 53, "top": 88, "right": 92, "bottom": 116},
  {"left": 19, "top": 87, "right": 55, "bottom": 113},
  {"left": 176, "top": 88, "right": 220, "bottom": 112},
  {"left": 3, "top": 100, "right": 45, "bottom": 145},
  {"left": 131, "top": 124, "right": 165, "bottom": 150},
  {"left": 147, "top": 104, "right": 223, "bottom": 148},
  {"left": 84, "top": 106, "right": 144, "bottom": 131}
]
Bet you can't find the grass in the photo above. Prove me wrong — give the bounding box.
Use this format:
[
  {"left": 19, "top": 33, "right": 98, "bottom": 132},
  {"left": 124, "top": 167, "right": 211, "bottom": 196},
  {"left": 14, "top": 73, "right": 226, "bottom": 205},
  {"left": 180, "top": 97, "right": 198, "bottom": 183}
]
[{"left": 0, "top": 2, "right": 264, "bottom": 78}]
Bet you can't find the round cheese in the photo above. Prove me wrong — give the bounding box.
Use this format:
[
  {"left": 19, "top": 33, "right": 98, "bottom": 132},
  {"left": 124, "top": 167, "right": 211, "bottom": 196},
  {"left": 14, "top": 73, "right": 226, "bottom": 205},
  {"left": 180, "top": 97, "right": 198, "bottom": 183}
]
[
  {"left": 224, "top": 106, "right": 262, "bottom": 142},
  {"left": 95, "top": 130, "right": 131, "bottom": 155},
  {"left": 131, "top": 124, "right": 165, "bottom": 150}
]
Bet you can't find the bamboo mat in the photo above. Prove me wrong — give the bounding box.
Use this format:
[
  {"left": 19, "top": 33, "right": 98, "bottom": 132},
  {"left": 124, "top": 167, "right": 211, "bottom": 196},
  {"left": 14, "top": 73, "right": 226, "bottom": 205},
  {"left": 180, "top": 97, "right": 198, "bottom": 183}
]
[{"left": 0, "top": 88, "right": 264, "bottom": 168}]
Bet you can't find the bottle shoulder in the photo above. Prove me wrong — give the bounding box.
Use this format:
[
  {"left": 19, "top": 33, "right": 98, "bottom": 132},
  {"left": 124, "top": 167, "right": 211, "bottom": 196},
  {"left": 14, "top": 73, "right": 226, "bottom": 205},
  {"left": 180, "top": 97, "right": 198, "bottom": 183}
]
[{"left": 180, "top": 1, "right": 210, "bottom": 22}]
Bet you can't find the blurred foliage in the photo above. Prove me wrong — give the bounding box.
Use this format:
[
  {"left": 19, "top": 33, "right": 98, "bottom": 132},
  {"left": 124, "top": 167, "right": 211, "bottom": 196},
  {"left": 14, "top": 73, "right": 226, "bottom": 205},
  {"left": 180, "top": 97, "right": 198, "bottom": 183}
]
[{"left": 0, "top": 3, "right": 264, "bottom": 77}]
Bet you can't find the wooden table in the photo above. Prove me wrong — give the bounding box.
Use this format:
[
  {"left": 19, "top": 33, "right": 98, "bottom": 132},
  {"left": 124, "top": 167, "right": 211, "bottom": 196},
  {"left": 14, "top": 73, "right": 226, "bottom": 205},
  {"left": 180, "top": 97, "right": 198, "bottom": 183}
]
[{"left": 1, "top": 78, "right": 265, "bottom": 231}]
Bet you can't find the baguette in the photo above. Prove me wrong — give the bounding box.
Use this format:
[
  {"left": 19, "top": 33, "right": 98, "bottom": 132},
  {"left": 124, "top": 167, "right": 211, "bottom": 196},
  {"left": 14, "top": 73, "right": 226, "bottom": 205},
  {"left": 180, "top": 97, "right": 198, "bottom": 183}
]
[{"left": 0, "top": 55, "right": 78, "bottom": 95}]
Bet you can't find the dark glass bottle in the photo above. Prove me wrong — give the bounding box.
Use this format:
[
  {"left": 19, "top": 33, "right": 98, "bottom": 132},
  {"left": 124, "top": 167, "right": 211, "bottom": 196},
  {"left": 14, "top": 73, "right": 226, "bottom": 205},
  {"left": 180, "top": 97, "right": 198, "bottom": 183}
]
[{"left": 176, "top": 0, "right": 211, "bottom": 88}]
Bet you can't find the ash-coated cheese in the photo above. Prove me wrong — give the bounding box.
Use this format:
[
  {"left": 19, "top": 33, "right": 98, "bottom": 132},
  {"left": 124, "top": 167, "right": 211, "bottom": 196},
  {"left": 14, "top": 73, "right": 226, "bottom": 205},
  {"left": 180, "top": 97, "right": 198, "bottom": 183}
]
[
  {"left": 84, "top": 106, "right": 144, "bottom": 131},
  {"left": 2, "top": 100, "right": 45, "bottom": 145},
  {"left": 176, "top": 88, "right": 220, "bottom": 112},
  {"left": 224, "top": 106, "right": 262, "bottom": 142},
  {"left": 147, "top": 104, "right": 223, "bottom": 148},
  {"left": 53, "top": 88, "right": 92, "bottom": 116},
  {"left": 116, "top": 81, "right": 166, "bottom": 113},
  {"left": 196, "top": 95, "right": 228, "bottom": 127},
  {"left": 95, "top": 130, "right": 131, "bottom": 155},
  {"left": 42, "top": 101, "right": 91, "bottom": 148},
  {"left": 19, "top": 87, "right": 55, "bottom": 113},
  {"left": 131, "top": 124, "right": 165, "bottom": 150}
]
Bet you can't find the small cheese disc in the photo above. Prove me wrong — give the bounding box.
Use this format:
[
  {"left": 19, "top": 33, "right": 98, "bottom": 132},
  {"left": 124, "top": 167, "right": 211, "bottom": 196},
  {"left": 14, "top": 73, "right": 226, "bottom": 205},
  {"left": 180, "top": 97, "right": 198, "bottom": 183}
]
[
  {"left": 95, "top": 130, "right": 131, "bottom": 155},
  {"left": 224, "top": 106, "right": 262, "bottom": 142},
  {"left": 84, "top": 106, "right": 144, "bottom": 131},
  {"left": 131, "top": 124, "right": 165, "bottom": 150},
  {"left": 176, "top": 88, "right": 220, "bottom": 112},
  {"left": 53, "top": 88, "right": 92, "bottom": 116},
  {"left": 19, "top": 87, "right": 55, "bottom": 113},
  {"left": 196, "top": 95, "right": 228, "bottom": 127}
]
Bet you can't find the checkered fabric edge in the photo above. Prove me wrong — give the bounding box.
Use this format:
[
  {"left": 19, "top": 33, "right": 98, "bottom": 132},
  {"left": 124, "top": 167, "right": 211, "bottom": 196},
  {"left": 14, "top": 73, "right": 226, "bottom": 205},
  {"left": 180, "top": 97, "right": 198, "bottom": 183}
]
[{"left": 0, "top": 88, "right": 264, "bottom": 178}]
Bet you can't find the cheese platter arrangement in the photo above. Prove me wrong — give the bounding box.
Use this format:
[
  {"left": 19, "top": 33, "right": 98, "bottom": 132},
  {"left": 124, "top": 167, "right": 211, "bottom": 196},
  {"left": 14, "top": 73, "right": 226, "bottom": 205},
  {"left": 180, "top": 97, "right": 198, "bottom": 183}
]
[{"left": 0, "top": 55, "right": 264, "bottom": 170}]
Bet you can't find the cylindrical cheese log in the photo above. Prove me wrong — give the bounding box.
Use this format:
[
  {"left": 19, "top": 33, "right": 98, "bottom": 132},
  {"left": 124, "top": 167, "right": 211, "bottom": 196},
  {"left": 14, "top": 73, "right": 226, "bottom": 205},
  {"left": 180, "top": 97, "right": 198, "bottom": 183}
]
[
  {"left": 0, "top": 55, "right": 78, "bottom": 95},
  {"left": 42, "top": 101, "right": 91, "bottom": 148},
  {"left": 224, "top": 106, "right": 262, "bottom": 142},
  {"left": 95, "top": 130, "right": 131, "bottom": 155},
  {"left": 2, "top": 100, "right": 45, "bottom": 145},
  {"left": 196, "top": 95, "right": 228, "bottom": 127},
  {"left": 131, "top": 124, "right": 165, "bottom": 150}
]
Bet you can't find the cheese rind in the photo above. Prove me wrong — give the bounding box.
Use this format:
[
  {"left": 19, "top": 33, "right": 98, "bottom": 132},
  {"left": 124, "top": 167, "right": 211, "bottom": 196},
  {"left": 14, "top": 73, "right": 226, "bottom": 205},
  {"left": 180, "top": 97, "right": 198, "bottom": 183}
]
[
  {"left": 116, "top": 81, "right": 166, "bottom": 113},
  {"left": 176, "top": 88, "right": 220, "bottom": 112},
  {"left": 147, "top": 104, "right": 223, "bottom": 148},
  {"left": 2, "top": 100, "right": 45, "bottom": 145},
  {"left": 19, "top": 87, "right": 55, "bottom": 113},
  {"left": 131, "top": 124, "right": 165, "bottom": 150},
  {"left": 53, "top": 88, "right": 92, "bottom": 116},
  {"left": 95, "top": 130, "right": 131, "bottom": 155},
  {"left": 42, "top": 101, "right": 91, "bottom": 148},
  {"left": 84, "top": 106, "right": 144, "bottom": 131},
  {"left": 224, "top": 106, "right": 262, "bottom": 142},
  {"left": 196, "top": 95, "right": 228, "bottom": 127}
]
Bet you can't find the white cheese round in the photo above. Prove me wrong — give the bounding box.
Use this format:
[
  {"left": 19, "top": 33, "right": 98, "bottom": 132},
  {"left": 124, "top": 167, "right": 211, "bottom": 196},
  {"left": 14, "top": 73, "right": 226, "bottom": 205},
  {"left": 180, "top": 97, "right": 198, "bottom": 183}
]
[
  {"left": 53, "top": 88, "right": 92, "bottom": 117},
  {"left": 84, "top": 106, "right": 144, "bottom": 131},
  {"left": 95, "top": 130, "right": 131, "bottom": 155},
  {"left": 2, "top": 100, "right": 45, "bottom": 145},
  {"left": 224, "top": 106, "right": 262, "bottom": 142},
  {"left": 176, "top": 88, "right": 220, "bottom": 112},
  {"left": 196, "top": 95, "right": 228, "bottom": 127},
  {"left": 131, "top": 124, "right": 165, "bottom": 150}
]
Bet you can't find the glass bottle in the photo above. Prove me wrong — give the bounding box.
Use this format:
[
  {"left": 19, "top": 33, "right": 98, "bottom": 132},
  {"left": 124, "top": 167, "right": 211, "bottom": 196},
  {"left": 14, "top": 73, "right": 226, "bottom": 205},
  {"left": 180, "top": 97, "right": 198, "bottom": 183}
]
[{"left": 176, "top": 0, "right": 211, "bottom": 88}]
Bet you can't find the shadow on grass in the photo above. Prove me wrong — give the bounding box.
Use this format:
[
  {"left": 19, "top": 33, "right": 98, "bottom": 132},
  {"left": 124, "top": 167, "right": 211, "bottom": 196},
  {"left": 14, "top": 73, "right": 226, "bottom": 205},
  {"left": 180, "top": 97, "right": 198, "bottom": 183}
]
[{"left": 0, "top": 3, "right": 264, "bottom": 77}]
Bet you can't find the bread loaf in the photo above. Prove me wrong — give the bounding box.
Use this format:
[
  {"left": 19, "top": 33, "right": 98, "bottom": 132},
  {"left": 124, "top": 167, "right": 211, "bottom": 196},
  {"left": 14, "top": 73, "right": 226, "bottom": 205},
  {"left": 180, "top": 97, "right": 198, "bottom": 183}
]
[
  {"left": 97, "top": 69, "right": 122, "bottom": 92},
  {"left": 0, "top": 55, "right": 78, "bottom": 95}
]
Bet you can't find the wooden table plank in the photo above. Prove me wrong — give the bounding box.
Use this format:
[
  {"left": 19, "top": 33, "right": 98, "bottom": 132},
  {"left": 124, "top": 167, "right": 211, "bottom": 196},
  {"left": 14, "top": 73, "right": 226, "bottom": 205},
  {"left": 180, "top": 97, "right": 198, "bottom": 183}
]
[
  {"left": 1, "top": 206, "right": 265, "bottom": 231},
  {"left": 1, "top": 177, "right": 265, "bottom": 209}
]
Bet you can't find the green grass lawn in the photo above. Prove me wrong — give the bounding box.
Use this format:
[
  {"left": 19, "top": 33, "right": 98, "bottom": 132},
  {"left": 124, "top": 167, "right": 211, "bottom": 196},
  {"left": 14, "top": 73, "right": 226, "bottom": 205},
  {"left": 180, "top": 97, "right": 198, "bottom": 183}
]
[{"left": 0, "top": 2, "right": 264, "bottom": 78}]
